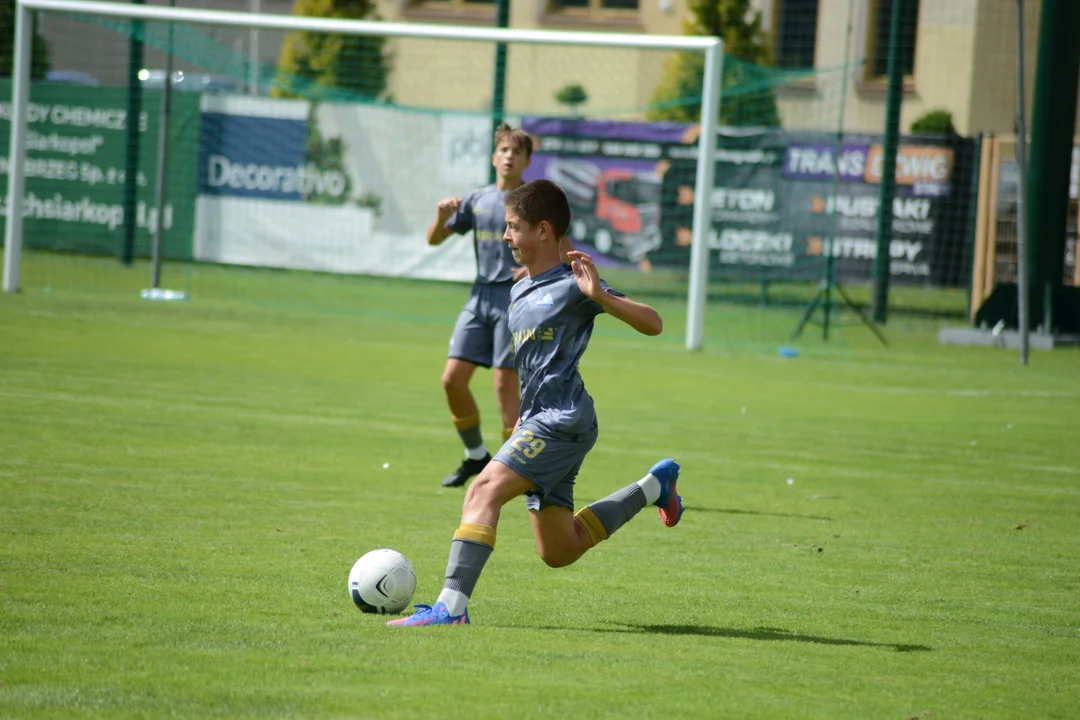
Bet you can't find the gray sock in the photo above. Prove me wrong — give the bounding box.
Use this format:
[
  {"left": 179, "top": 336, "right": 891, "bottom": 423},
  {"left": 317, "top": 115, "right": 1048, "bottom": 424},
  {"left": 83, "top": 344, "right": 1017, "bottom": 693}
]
[
  {"left": 458, "top": 424, "right": 484, "bottom": 453},
  {"left": 586, "top": 483, "right": 648, "bottom": 537},
  {"left": 443, "top": 538, "right": 493, "bottom": 598}
]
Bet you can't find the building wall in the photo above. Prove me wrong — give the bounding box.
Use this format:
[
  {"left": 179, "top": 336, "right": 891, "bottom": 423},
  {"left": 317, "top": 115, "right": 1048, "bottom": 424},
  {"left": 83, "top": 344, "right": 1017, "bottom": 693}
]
[
  {"left": 769, "top": 0, "right": 1078, "bottom": 137},
  {"left": 770, "top": 0, "right": 860, "bottom": 132},
  {"left": 770, "top": 0, "right": 982, "bottom": 134},
  {"left": 902, "top": 1, "right": 981, "bottom": 133},
  {"left": 379, "top": 0, "right": 689, "bottom": 117},
  {"left": 34, "top": 0, "right": 688, "bottom": 116},
  {"left": 967, "top": 0, "right": 1041, "bottom": 135}
]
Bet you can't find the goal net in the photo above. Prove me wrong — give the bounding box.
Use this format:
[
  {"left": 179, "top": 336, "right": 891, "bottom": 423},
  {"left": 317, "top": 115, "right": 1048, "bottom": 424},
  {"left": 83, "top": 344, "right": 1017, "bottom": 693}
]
[
  {"left": 2, "top": 0, "right": 733, "bottom": 346},
  {"left": 2, "top": 0, "right": 978, "bottom": 352}
]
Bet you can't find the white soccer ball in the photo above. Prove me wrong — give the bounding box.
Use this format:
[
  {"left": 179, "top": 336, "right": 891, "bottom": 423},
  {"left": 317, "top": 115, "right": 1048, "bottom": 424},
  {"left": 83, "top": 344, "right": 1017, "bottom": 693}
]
[{"left": 348, "top": 549, "right": 417, "bottom": 614}]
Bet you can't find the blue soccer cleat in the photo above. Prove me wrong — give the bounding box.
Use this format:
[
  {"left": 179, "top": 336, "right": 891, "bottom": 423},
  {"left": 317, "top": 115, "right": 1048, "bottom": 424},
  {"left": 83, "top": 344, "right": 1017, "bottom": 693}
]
[
  {"left": 649, "top": 458, "right": 683, "bottom": 527},
  {"left": 385, "top": 601, "right": 470, "bottom": 627}
]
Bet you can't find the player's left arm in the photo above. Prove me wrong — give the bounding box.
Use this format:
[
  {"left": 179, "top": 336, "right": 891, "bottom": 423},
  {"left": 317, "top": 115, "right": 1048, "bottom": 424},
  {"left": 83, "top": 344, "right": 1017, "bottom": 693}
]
[{"left": 568, "top": 250, "right": 662, "bottom": 336}]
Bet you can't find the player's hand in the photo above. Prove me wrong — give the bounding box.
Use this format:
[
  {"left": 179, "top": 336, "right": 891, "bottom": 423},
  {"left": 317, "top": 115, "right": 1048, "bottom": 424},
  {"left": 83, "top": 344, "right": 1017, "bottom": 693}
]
[
  {"left": 436, "top": 197, "right": 461, "bottom": 222},
  {"left": 568, "top": 250, "right": 602, "bottom": 300}
]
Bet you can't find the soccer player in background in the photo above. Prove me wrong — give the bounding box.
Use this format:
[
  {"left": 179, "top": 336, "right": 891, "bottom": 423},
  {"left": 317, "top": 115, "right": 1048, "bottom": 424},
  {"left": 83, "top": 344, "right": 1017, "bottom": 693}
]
[
  {"left": 426, "top": 123, "right": 533, "bottom": 489},
  {"left": 390, "top": 179, "right": 683, "bottom": 626}
]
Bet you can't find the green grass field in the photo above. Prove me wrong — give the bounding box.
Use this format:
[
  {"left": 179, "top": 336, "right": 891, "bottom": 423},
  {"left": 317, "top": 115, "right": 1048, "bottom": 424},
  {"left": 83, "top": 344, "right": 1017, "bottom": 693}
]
[{"left": 3, "top": 252, "right": 1079, "bottom": 719}]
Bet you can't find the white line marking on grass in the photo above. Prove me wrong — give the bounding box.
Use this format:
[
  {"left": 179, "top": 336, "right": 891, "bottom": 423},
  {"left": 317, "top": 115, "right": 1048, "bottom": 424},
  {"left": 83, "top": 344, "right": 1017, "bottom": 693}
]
[
  {"left": 652, "top": 365, "right": 1080, "bottom": 399},
  {"left": 0, "top": 389, "right": 465, "bottom": 450}
]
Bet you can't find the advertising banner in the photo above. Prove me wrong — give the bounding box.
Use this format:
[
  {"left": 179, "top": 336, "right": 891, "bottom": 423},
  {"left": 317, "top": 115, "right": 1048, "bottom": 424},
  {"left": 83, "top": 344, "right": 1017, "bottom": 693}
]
[
  {"left": 523, "top": 118, "right": 694, "bottom": 267},
  {"left": 670, "top": 130, "right": 973, "bottom": 286},
  {"left": 0, "top": 82, "right": 200, "bottom": 259},
  {"left": 525, "top": 119, "right": 974, "bottom": 287},
  {"left": 194, "top": 96, "right": 506, "bottom": 283}
]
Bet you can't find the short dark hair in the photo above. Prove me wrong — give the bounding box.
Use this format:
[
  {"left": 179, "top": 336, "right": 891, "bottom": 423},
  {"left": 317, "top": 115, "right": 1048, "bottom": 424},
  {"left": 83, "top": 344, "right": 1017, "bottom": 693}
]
[
  {"left": 494, "top": 123, "right": 533, "bottom": 158},
  {"left": 504, "top": 180, "right": 571, "bottom": 238}
]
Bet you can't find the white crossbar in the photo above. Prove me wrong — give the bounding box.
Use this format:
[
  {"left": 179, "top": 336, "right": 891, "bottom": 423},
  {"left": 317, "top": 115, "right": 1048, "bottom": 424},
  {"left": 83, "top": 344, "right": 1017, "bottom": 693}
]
[{"left": 20, "top": 0, "right": 718, "bottom": 51}]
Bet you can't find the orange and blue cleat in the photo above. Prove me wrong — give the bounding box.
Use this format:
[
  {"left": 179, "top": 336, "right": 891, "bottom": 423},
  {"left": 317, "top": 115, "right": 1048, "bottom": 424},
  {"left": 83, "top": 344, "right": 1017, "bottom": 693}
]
[{"left": 650, "top": 458, "right": 683, "bottom": 527}]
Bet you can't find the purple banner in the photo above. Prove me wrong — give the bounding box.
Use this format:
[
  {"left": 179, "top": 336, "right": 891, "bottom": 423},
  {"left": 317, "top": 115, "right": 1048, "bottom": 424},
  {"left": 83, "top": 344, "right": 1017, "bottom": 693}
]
[
  {"left": 524, "top": 118, "right": 693, "bottom": 144},
  {"left": 782, "top": 144, "right": 870, "bottom": 181},
  {"left": 523, "top": 118, "right": 677, "bottom": 266}
]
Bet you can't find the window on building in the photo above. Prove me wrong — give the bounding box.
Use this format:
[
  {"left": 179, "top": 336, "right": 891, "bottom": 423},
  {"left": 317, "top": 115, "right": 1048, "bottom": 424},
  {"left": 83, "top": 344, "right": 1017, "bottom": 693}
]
[
  {"left": 775, "top": 0, "right": 819, "bottom": 69},
  {"left": 868, "top": 0, "right": 920, "bottom": 78},
  {"left": 549, "top": 0, "right": 641, "bottom": 14},
  {"left": 407, "top": 0, "right": 496, "bottom": 15}
]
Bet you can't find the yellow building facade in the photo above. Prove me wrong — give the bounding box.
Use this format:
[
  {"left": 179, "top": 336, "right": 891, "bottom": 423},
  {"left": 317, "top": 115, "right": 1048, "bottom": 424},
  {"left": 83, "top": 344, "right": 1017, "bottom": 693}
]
[
  {"left": 376, "top": 0, "right": 691, "bottom": 117},
  {"left": 763, "top": 0, "right": 1070, "bottom": 135},
  {"left": 378, "top": 0, "right": 1077, "bottom": 135}
]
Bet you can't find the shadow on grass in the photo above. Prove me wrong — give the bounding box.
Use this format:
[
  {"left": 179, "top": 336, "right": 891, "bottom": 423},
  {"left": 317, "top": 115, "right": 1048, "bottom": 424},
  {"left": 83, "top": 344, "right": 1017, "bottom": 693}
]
[
  {"left": 687, "top": 505, "right": 834, "bottom": 522},
  {"left": 598, "top": 623, "right": 930, "bottom": 652}
]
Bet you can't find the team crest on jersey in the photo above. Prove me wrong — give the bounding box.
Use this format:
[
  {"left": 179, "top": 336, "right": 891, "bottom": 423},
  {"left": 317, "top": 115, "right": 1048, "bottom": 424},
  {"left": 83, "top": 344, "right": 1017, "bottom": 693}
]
[{"left": 536, "top": 293, "right": 554, "bottom": 309}]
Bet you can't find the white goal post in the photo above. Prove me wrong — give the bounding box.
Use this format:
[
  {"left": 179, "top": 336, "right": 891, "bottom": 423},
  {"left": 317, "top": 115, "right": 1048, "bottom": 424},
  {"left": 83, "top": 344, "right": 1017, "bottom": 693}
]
[{"left": 2, "top": 0, "right": 724, "bottom": 350}]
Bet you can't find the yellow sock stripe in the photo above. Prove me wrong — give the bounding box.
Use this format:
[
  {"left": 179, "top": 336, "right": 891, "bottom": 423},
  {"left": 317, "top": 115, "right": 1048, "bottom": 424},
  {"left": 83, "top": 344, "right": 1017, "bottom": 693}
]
[
  {"left": 574, "top": 507, "right": 608, "bottom": 547},
  {"left": 452, "top": 413, "right": 480, "bottom": 431},
  {"left": 454, "top": 523, "right": 496, "bottom": 549},
  {"left": 503, "top": 427, "right": 514, "bottom": 441}
]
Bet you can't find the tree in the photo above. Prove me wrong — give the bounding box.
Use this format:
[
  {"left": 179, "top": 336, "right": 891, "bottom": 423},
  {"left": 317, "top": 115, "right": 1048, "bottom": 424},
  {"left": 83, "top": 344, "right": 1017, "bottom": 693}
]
[
  {"left": 910, "top": 109, "right": 956, "bottom": 136},
  {"left": 648, "top": 0, "right": 780, "bottom": 128},
  {"left": 554, "top": 84, "right": 588, "bottom": 117},
  {"left": 273, "top": 0, "right": 390, "bottom": 101},
  {"left": 304, "top": 107, "right": 353, "bottom": 205},
  {"left": 0, "top": 6, "right": 51, "bottom": 80}
]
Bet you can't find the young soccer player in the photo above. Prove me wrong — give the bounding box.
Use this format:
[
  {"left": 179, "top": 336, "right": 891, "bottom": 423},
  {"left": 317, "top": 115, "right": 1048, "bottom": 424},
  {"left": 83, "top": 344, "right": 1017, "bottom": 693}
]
[
  {"left": 427, "top": 123, "right": 532, "bottom": 489},
  {"left": 389, "top": 179, "right": 683, "bottom": 627}
]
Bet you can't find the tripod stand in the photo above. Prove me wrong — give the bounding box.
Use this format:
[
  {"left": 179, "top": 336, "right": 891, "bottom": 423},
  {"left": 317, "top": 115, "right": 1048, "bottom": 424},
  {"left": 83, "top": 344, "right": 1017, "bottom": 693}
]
[{"left": 790, "top": 247, "right": 888, "bottom": 346}]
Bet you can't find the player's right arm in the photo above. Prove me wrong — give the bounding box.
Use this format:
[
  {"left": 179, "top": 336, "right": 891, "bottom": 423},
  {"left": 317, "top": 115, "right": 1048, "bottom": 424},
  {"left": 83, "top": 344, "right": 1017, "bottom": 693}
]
[{"left": 427, "top": 197, "right": 462, "bottom": 246}]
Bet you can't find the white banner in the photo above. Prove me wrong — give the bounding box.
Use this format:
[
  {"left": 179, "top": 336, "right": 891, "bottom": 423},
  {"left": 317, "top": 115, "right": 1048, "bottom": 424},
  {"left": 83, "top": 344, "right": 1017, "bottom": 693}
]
[{"left": 193, "top": 96, "right": 513, "bottom": 283}]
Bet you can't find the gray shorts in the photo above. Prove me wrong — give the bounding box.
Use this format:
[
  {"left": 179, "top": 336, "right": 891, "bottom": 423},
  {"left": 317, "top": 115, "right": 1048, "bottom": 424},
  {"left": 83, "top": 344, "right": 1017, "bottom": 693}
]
[
  {"left": 494, "top": 420, "right": 599, "bottom": 511},
  {"left": 448, "top": 281, "right": 515, "bottom": 370}
]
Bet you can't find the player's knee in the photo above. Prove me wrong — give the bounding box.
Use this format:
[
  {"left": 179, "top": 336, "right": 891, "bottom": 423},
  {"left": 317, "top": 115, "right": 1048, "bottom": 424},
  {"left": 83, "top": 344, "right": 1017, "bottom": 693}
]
[
  {"left": 538, "top": 547, "right": 578, "bottom": 569},
  {"left": 441, "top": 368, "right": 467, "bottom": 393},
  {"left": 463, "top": 473, "right": 501, "bottom": 510}
]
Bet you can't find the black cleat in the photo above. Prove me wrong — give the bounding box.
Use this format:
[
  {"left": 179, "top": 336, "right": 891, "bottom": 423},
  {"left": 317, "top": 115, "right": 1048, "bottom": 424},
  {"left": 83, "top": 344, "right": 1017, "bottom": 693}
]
[{"left": 441, "top": 454, "right": 491, "bottom": 487}]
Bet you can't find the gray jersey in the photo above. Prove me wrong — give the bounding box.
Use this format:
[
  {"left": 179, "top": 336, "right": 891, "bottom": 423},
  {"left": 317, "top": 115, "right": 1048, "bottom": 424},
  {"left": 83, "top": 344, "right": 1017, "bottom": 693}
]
[
  {"left": 446, "top": 185, "right": 519, "bottom": 285},
  {"left": 508, "top": 263, "right": 621, "bottom": 438}
]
